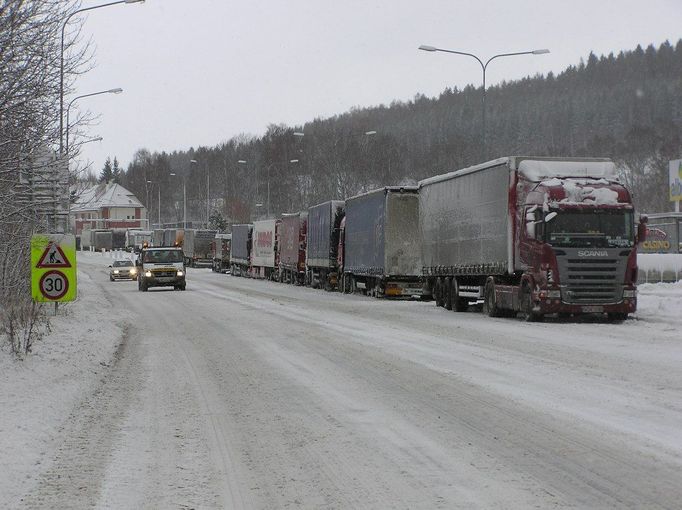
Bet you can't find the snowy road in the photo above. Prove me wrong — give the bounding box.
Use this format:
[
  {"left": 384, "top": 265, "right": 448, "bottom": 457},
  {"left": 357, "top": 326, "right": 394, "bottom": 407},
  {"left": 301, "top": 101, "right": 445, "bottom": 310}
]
[{"left": 11, "top": 253, "right": 682, "bottom": 509}]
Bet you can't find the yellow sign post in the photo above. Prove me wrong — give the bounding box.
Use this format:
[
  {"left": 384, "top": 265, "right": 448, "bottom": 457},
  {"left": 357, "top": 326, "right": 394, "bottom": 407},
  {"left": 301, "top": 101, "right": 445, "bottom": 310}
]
[{"left": 31, "top": 234, "right": 77, "bottom": 303}]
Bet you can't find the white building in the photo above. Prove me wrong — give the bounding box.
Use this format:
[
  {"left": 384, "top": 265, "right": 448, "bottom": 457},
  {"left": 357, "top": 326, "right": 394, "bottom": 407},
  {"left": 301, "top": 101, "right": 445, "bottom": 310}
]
[{"left": 71, "top": 182, "right": 147, "bottom": 235}]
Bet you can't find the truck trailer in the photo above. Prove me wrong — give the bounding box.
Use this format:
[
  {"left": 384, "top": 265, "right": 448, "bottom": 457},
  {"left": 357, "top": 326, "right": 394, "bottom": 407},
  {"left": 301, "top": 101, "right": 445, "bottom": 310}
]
[
  {"left": 230, "top": 224, "right": 252, "bottom": 277},
  {"left": 162, "top": 228, "right": 184, "bottom": 248},
  {"left": 340, "top": 187, "right": 424, "bottom": 297},
  {"left": 278, "top": 212, "right": 307, "bottom": 284},
  {"left": 306, "top": 200, "right": 345, "bottom": 290},
  {"left": 125, "top": 229, "right": 153, "bottom": 252},
  {"left": 183, "top": 229, "right": 217, "bottom": 267},
  {"left": 419, "top": 156, "right": 646, "bottom": 322},
  {"left": 211, "top": 233, "right": 232, "bottom": 273},
  {"left": 251, "top": 219, "right": 280, "bottom": 279}
]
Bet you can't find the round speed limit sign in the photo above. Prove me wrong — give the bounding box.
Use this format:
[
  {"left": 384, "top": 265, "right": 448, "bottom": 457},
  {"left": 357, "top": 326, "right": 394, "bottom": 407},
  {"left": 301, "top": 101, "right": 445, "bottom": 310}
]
[{"left": 39, "top": 270, "right": 69, "bottom": 300}]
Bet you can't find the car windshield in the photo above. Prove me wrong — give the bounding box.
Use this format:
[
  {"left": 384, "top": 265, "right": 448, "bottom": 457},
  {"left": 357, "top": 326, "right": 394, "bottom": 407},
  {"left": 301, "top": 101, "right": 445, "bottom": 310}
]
[
  {"left": 112, "top": 260, "right": 133, "bottom": 267},
  {"left": 545, "top": 210, "right": 634, "bottom": 248},
  {"left": 142, "top": 250, "right": 184, "bottom": 263}
]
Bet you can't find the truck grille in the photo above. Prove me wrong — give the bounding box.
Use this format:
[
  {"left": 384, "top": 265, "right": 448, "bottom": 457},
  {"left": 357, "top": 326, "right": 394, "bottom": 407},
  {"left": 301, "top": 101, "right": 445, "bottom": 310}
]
[{"left": 554, "top": 250, "right": 626, "bottom": 304}]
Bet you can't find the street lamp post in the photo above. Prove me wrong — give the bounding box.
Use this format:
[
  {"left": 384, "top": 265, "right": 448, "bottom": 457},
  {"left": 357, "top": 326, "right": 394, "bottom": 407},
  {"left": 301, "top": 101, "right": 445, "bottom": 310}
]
[
  {"left": 59, "top": 0, "right": 143, "bottom": 155},
  {"left": 261, "top": 159, "right": 300, "bottom": 218},
  {"left": 146, "top": 179, "right": 152, "bottom": 229},
  {"left": 419, "top": 45, "right": 549, "bottom": 159},
  {"left": 65, "top": 88, "right": 122, "bottom": 154}
]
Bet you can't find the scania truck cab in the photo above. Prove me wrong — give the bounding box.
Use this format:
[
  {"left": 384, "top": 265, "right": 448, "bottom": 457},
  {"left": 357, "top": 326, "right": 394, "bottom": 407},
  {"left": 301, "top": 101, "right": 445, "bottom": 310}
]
[{"left": 137, "top": 247, "right": 186, "bottom": 291}]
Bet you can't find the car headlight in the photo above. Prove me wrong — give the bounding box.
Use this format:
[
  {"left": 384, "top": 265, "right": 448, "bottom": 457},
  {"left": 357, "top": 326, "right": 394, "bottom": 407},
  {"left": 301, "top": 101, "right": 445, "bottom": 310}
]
[
  {"left": 145, "top": 271, "right": 152, "bottom": 277},
  {"left": 113, "top": 270, "right": 119, "bottom": 274},
  {"left": 130, "top": 267, "right": 137, "bottom": 274},
  {"left": 177, "top": 270, "right": 184, "bottom": 277}
]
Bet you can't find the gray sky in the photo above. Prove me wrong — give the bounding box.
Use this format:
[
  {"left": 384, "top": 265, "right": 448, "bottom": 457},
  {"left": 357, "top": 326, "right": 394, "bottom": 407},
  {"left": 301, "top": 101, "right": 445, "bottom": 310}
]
[{"left": 73, "top": 0, "right": 682, "bottom": 174}]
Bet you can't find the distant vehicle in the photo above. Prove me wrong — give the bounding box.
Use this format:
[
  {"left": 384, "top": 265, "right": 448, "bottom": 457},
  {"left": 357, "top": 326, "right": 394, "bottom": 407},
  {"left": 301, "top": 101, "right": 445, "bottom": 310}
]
[
  {"left": 340, "top": 187, "right": 425, "bottom": 298},
  {"left": 109, "top": 259, "right": 137, "bottom": 281},
  {"left": 230, "top": 224, "right": 253, "bottom": 277},
  {"left": 278, "top": 212, "right": 307, "bottom": 285},
  {"left": 211, "top": 233, "right": 231, "bottom": 273},
  {"left": 251, "top": 219, "right": 280, "bottom": 279},
  {"left": 183, "top": 229, "right": 217, "bottom": 267},
  {"left": 136, "top": 247, "right": 186, "bottom": 291},
  {"left": 125, "top": 229, "right": 153, "bottom": 252},
  {"left": 306, "top": 200, "right": 345, "bottom": 290}
]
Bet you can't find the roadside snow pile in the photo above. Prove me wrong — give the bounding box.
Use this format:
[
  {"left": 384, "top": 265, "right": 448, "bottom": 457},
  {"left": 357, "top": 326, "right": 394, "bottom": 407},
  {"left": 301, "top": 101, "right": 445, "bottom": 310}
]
[
  {"left": 634, "top": 280, "right": 682, "bottom": 323},
  {"left": 637, "top": 253, "right": 682, "bottom": 273},
  {"left": 0, "top": 252, "right": 125, "bottom": 506}
]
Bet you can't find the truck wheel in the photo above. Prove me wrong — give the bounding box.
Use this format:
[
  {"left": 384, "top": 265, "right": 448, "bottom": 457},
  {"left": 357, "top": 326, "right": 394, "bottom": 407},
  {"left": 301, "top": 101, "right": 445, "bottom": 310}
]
[
  {"left": 483, "top": 279, "right": 502, "bottom": 317},
  {"left": 521, "top": 284, "right": 543, "bottom": 322},
  {"left": 452, "top": 278, "right": 469, "bottom": 312},
  {"left": 180, "top": 284, "right": 186, "bottom": 291},
  {"left": 444, "top": 278, "right": 453, "bottom": 310},
  {"left": 140, "top": 280, "right": 148, "bottom": 292}
]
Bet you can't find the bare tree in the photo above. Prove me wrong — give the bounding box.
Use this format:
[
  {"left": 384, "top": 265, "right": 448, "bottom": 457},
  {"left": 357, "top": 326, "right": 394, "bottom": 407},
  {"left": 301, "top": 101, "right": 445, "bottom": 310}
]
[{"left": 0, "top": 0, "right": 86, "bottom": 356}]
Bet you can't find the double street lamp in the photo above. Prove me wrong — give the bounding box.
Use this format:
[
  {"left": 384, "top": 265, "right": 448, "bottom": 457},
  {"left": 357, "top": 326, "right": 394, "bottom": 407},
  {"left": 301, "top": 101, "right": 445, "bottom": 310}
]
[
  {"left": 170, "top": 159, "right": 196, "bottom": 229},
  {"left": 65, "top": 88, "right": 122, "bottom": 154},
  {"left": 59, "top": 0, "right": 144, "bottom": 155},
  {"left": 419, "top": 45, "right": 549, "bottom": 159},
  {"left": 237, "top": 159, "right": 299, "bottom": 218}
]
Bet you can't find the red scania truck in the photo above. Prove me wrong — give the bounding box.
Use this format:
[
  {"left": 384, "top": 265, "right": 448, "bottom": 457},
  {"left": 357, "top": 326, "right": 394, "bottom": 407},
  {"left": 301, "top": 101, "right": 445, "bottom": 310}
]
[{"left": 419, "top": 156, "right": 646, "bottom": 322}]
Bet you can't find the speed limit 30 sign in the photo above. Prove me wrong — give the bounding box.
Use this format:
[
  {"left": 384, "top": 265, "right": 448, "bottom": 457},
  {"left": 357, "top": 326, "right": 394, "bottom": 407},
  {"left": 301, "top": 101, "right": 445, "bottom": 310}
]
[
  {"left": 38, "top": 270, "right": 70, "bottom": 300},
  {"left": 31, "top": 234, "right": 77, "bottom": 302}
]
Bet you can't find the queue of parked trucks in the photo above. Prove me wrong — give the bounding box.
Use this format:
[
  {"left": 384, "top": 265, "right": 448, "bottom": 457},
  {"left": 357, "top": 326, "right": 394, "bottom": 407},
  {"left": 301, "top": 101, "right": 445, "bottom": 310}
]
[{"left": 135, "top": 156, "right": 649, "bottom": 322}]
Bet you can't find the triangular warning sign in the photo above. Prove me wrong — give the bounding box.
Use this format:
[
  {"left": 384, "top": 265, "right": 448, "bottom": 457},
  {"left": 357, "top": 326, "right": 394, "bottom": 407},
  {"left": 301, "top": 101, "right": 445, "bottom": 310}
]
[{"left": 37, "top": 241, "right": 71, "bottom": 268}]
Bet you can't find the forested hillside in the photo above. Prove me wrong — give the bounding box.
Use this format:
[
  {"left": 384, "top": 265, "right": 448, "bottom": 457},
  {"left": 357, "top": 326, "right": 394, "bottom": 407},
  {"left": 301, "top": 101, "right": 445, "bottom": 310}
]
[{"left": 121, "top": 40, "right": 682, "bottom": 226}]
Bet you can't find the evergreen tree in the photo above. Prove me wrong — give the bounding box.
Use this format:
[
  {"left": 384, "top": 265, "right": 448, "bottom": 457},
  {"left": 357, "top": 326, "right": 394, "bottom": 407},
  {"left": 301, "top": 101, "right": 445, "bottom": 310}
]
[
  {"left": 98, "top": 157, "right": 113, "bottom": 184},
  {"left": 111, "top": 157, "right": 122, "bottom": 184}
]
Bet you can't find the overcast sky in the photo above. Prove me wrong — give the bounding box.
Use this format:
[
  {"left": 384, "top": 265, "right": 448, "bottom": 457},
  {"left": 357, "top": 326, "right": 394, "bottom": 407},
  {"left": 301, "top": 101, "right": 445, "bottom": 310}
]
[{"left": 72, "top": 0, "right": 682, "bottom": 174}]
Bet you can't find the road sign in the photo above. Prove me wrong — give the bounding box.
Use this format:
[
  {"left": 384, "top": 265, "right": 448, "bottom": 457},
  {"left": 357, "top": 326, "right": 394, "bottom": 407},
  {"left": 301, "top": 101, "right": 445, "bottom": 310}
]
[
  {"left": 38, "top": 270, "right": 69, "bottom": 300},
  {"left": 36, "top": 241, "right": 71, "bottom": 268},
  {"left": 31, "top": 234, "right": 77, "bottom": 302}
]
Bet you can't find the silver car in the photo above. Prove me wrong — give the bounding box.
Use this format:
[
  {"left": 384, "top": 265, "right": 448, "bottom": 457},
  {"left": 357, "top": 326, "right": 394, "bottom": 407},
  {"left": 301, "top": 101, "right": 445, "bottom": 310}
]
[{"left": 109, "top": 259, "right": 138, "bottom": 281}]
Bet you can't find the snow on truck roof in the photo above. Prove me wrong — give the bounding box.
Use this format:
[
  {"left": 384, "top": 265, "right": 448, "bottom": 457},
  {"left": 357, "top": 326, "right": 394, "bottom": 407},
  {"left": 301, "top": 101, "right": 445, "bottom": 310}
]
[
  {"left": 346, "top": 186, "right": 419, "bottom": 202},
  {"left": 418, "top": 157, "right": 618, "bottom": 187}
]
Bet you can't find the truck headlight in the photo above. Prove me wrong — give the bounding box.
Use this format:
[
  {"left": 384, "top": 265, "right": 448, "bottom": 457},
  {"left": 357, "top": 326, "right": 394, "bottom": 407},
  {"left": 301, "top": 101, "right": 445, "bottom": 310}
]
[
  {"left": 145, "top": 271, "right": 152, "bottom": 277},
  {"left": 177, "top": 270, "right": 184, "bottom": 277},
  {"left": 113, "top": 270, "right": 119, "bottom": 274},
  {"left": 546, "top": 289, "right": 561, "bottom": 299},
  {"left": 623, "top": 289, "right": 636, "bottom": 298}
]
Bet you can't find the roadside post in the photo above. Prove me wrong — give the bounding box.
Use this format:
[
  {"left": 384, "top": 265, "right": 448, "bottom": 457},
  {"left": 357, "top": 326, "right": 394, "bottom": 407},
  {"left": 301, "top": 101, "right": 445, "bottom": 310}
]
[{"left": 31, "top": 234, "right": 77, "bottom": 314}]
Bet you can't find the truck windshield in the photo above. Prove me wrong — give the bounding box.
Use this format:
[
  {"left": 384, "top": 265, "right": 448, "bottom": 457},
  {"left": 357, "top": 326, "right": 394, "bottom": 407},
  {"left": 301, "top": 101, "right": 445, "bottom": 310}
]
[
  {"left": 143, "top": 250, "right": 184, "bottom": 263},
  {"left": 545, "top": 210, "right": 634, "bottom": 248}
]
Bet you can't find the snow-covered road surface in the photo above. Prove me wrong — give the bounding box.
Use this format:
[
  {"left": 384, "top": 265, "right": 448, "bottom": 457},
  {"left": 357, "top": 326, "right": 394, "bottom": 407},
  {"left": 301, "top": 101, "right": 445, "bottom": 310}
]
[{"left": 3, "top": 251, "right": 682, "bottom": 509}]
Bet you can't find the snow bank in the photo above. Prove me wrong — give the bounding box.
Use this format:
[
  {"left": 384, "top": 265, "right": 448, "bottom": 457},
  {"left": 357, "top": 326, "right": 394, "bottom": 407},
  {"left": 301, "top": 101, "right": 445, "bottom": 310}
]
[
  {"left": 638, "top": 253, "right": 682, "bottom": 272},
  {"left": 0, "top": 252, "right": 127, "bottom": 506}
]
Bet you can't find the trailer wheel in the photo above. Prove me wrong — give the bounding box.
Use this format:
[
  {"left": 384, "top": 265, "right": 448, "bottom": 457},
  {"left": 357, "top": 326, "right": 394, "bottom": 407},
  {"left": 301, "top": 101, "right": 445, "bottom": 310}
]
[
  {"left": 434, "top": 278, "right": 444, "bottom": 307},
  {"left": 452, "top": 278, "right": 469, "bottom": 312},
  {"left": 483, "top": 278, "right": 502, "bottom": 317}
]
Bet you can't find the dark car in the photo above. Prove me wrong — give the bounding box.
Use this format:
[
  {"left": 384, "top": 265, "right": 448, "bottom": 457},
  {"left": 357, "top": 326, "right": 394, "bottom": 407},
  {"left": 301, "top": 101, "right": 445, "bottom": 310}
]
[{"left": 109, "top": 259, "right": 138, "bottom": 281}]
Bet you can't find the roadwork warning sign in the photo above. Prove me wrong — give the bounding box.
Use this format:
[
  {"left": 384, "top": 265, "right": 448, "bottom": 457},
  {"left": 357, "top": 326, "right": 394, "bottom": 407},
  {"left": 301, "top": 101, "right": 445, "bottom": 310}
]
[{"left": 31, "top": 234, "right": 77, "bottom": 302}]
